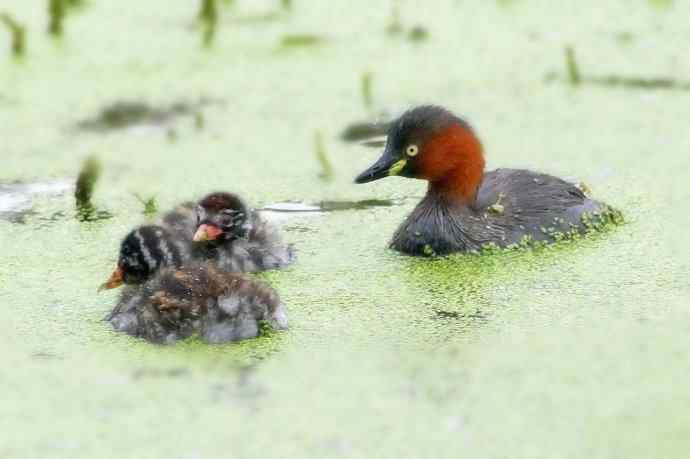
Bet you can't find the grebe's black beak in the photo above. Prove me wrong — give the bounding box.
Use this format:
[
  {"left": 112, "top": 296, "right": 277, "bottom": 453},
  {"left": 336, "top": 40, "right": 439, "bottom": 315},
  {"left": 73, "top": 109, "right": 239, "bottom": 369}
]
[{"left": 354, "top": 147, "right": 406, "bottom": 184}]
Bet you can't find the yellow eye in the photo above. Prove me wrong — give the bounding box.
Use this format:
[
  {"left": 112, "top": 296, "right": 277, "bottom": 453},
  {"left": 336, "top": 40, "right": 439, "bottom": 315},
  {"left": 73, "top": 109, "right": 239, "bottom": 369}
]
[{"left": 405, "top": 144, "right": 419, "bottom": 157}]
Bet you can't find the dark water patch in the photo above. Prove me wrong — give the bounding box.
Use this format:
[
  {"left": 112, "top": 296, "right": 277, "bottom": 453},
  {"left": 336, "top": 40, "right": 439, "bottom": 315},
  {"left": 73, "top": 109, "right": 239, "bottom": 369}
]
[
  {"left": 0, "top": 12, "right": 26, "bottom": 57},
  {"left": 74, "top": 98, "right": 220, "bottom": 133},
  {"left": 340, "top": 120, "right": 390, "bottom": 142}
]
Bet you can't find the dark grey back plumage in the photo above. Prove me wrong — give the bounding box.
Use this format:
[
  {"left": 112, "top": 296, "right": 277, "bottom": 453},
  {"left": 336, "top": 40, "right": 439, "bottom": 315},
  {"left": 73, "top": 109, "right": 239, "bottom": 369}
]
[{"left": 391, "top": 168, "right": 614, "bottom": 256}]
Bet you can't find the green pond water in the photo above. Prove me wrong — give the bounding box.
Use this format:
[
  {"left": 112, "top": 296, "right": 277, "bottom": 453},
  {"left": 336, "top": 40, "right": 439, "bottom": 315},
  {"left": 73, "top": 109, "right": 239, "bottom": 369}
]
[{"left": 1, "top": 1, "right": 689, "bottom": 457}]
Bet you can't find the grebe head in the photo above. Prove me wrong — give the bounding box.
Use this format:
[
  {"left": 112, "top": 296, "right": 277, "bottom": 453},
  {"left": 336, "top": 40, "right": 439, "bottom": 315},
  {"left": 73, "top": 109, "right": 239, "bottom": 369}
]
[
  {"left": 99, "top": 225, "right": 183, "bottom": 290},
  {"left": 354, "top": 105, "right": 485, "bottom": 202},
  {"left": 193, "top": 192, "right": 250, "bottom": 243}
]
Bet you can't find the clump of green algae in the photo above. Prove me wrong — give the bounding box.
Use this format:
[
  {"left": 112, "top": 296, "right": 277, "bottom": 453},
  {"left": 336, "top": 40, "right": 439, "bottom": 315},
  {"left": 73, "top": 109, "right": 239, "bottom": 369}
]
[{"left": 134, "top": 194, "right": 159, "bottom": 216}]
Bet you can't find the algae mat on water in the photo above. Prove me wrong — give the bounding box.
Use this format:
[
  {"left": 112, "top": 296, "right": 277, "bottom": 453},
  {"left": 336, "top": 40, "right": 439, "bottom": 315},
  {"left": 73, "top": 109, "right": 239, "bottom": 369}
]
[{"left": 1, "top": 1, "right": 689, "bottom": 458}]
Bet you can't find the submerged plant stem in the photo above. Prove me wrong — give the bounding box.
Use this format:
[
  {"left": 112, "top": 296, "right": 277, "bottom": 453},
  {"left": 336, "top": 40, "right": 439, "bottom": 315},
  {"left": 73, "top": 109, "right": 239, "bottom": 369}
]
[
  {"left": 361, "top": 72, "right": 373, "bottom": 110},
  {"left": 565, "top": 46, "right": 581, "bottom": 85},
  {"left": 198, "top": 0, "right": 218, "bottom": 47},
  {"left": 314, "top": 131, "right": 334, "bottom": 180},
  {"left": 48, "top": 0, "right": 65, "bottom": 37},
  {"left": 0, "top": 13, "right": 26, "bottom": 57}
]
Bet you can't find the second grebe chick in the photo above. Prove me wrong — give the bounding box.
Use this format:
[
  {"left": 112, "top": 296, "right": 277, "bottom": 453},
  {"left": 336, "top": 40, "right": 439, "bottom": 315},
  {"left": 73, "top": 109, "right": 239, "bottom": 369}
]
[{"left": 192, "top": 192, "right": 295, "bottom": 272}]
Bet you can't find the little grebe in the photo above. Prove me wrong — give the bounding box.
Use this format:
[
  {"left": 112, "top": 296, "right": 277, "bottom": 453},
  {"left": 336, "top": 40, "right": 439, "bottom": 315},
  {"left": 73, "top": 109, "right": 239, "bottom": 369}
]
[
  {"left": 100, "top": 225, "right": 288, "bottom": 344},
  {"left": 192, "top": 192, "right": 295, "bottom": 272},
  {"left": 355, "top": 105, "right": 619, "bottom": 256}
]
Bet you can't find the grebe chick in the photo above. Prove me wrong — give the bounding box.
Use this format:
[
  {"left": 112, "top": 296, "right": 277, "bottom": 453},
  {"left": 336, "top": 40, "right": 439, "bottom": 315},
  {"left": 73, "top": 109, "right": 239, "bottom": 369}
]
[
  {"left": 100, "top": 225, "right": 287, "bottom": 344},
  {"left": 192, "top": 192, "right": 295, "bottom": 272}
]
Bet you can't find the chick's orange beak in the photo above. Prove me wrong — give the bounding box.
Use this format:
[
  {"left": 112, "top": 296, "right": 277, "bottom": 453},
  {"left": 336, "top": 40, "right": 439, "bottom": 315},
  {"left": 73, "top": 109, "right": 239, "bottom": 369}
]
[
  {"left": 193, "top": 224, "right": 223, "bottom": 242},
  {"left": 98, "top": 266, "right": 124, "bottom": 292}
]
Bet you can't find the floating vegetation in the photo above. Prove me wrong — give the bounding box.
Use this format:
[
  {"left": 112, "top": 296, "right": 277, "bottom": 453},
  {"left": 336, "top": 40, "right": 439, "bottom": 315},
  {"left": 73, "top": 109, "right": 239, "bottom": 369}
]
[
  {"left": 0, "top": 12, "right": 25, "bottom": 57},
  {"left": 386, "top": 1, "right": 429, "bottom": 42},
  {"left": 281, "top": 0, "right": 292, "bottom": 10},
  {"left": 134, "top": 194, "right": 159, "bottom": 216},
  {"left": 340, "top": 120, "right": 390, "bottom": 142},
  {"left": 47, "top": 0, "right": 65, "bottom": 37},
  {"left": 565, "top": 46, "right": 581, "bottom": 85},
  {"left": 361, "top": 72, "right": 374, "bottom": 110},
  {"left": 408, "top": 25, "right": 429, "bottom": 42},
  {"left": 75, "top": 99, "right": 219, "bottom": 132},
  {"left": 314, "top": 131, "right": 334, "bottom": 181},
  {"left": 74, "top": 156, "right": 101, "bottom": 209},
  {"left": 198, "top": 0, "right": 218, "bottom": 47},
  {"left": 279, "top": 34, "right": 324, "bottom": 48},
  {"left": 545, "top": 73, "right": 690, "bottom": 91},
  {"left": 544, "top": 45, "right": 690, "bottom": 91},
  {"left": 74, "top": 156, "right": 112, "bottom": 221}
]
